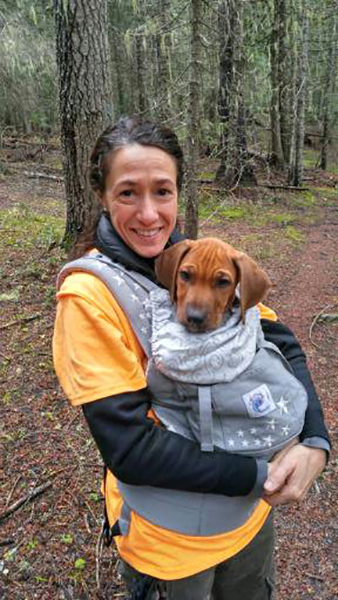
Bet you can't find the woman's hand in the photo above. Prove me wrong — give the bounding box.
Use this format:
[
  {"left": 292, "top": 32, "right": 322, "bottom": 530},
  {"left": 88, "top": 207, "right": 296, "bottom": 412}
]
[{"left": 263, "top": 444, "right": 326, "bottom": 507}]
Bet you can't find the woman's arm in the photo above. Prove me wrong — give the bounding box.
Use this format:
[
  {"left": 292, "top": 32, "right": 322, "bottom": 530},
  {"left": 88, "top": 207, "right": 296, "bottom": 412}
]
[
  {"left": 82, "top": 389, "right": 267, "bottom": 497},
  {"left": 261, "top": 318, "right": 330, "bottom": 505}
]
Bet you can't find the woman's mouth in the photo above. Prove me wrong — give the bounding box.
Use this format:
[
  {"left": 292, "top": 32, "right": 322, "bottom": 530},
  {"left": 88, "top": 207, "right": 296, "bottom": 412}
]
[{"left": 133, "top": 228, "right": 162, "bottom": 239}]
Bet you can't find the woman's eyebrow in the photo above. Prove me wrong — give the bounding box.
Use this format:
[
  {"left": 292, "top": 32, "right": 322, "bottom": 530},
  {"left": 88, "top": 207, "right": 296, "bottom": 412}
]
[
  {"left": 115, "top": 178, "right": 137, "bottom": 187},
  {"left": 154, "top": 178, "right": 176, "bottom": 185}
]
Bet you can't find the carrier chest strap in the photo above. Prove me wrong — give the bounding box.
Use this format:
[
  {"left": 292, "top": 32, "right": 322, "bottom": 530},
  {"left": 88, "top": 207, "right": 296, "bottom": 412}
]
[{"left": 57, "top": 252, "right": 158, "bottom": 357}]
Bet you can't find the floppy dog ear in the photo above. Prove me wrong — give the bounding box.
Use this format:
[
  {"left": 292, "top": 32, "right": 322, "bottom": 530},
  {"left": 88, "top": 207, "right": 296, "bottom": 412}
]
[
  {"left": 233, "top": 252, "right": 272, "bottom": 320},
  {"left": 155, "top": 240, "right": 192, "bottom": 301}
]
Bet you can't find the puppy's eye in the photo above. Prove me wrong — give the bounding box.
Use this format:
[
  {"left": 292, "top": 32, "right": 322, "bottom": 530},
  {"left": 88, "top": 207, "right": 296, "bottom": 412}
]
[
  {"left": 216, "top": 278, "right": 231, "bottom": 288},
  {"left": 179, "top": 271, "right": 190, "bottom": 282}
]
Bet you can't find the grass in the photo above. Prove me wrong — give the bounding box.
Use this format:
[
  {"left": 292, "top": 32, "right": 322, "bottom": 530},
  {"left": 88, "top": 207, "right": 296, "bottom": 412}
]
[{"left": 0, "top": 204, "right": 64, "bottom": 251}]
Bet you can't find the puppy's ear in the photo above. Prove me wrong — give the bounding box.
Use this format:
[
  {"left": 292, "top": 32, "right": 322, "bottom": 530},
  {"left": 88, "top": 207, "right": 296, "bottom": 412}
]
[
  {"left": 155, "top": 240, "right": 192, "bottom": 301},
  {"left": 233, "top": 252, "right": 272, "bottom": 320}
]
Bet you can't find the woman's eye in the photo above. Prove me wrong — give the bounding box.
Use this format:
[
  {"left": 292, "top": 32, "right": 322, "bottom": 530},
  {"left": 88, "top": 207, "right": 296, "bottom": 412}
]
[
  {"left": 157, "top": 188, "right": 171, "bottom": 196},
  {"left": 179, "top": 271, "right": 190, "bottom": 282},
  {"left": 120, "top": 190, "right": 133, "bottom": 198}
]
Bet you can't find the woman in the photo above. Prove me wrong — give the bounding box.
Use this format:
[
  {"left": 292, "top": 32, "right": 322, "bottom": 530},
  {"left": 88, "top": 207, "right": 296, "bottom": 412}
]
[{"left": 53, "top": 117, "right": 330, "bottom": 600}]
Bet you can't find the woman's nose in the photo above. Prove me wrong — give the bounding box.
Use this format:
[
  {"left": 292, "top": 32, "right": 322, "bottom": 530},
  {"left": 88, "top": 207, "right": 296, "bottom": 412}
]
[{"left": 136, "top": 194, "right": 158, "bottom": 223}]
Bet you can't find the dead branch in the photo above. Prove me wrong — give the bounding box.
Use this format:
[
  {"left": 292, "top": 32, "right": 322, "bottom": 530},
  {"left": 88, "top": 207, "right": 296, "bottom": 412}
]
[
  {"left": 0, "top": 481, "right": 52, "bottom": 522},
  {"left": 64, "top": 410, "right": 81, "bottom": 431},
  {"left": 309, "top": 303, "right": 337, "bottom": 347},
  {"left": 95, "top": 520, "right": 105, "bottom": 590},
  {"left": 0, "top": 314, "right": 41, "bottom": 331},
  {"left": 0, "top": 538, "right": 15, "bottom": 547},
  {"left": 258, "top": 185, "right": 310, "bottom": 191},
  {"left": 305, "top": 572, "right": 325, "bottom": 581},
  {"left": 6, "top": 474, "right": 22, "bottom": 508},
  {"left": 317, "top": 313, "right": 338, "bottom": 323},
  {"left": 23, "top": 170, "right": 63, "bottom": 182}
]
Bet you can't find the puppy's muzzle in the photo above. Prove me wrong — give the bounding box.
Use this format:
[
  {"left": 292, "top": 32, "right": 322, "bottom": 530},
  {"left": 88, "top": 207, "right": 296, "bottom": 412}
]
[{"left": 185, "top": 306, "right": 208, "bottom": 332}]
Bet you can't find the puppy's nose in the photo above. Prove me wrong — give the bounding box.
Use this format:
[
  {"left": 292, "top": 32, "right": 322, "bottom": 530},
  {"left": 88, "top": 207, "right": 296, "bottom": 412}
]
[{"left": 186, "top": 307, "right": 207, "bottom": 328}]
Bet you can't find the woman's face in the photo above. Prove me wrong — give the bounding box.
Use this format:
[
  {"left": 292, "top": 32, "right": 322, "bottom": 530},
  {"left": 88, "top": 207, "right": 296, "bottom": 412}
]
[{"left": 101, "top": 144, "right": 178, "bottom": 258}]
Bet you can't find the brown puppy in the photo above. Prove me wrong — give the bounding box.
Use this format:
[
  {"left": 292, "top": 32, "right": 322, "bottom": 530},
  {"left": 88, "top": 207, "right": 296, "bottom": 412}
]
[{"left": 155, "top": 238, "right": 272, "bottom": 333}]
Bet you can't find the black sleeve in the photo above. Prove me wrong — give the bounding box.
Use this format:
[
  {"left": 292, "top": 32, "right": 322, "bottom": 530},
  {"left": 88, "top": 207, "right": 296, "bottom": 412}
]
[
  {"left": 261, "top": 319, "right": 331, "bottom": 445},
  {"left": 82, "top": 388, "right": 261, "bottom": 496}
]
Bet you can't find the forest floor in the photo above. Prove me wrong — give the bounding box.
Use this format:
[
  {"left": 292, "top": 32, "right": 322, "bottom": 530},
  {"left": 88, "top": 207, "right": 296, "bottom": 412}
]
[{"left": 0, "top": 137, "right": 337, "bottom": 600}]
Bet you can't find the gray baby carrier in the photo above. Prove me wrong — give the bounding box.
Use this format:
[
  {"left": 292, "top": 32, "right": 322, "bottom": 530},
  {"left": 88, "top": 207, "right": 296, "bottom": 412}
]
[{"left": 58, "top": 252, "right": 308, "bottom": 537}]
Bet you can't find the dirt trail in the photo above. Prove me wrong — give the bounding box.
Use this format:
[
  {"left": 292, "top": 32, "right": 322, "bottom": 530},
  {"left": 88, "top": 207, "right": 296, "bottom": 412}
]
[
  {"left": 267, "top": 202, "right": 338, "bottom": 600},
  {"left": 0, "top": 155, "right": 337, "bottom": 599}
]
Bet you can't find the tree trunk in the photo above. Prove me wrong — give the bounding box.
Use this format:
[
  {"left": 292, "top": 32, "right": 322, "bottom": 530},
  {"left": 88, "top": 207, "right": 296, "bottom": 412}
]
[
  {"left": 54, "top": 0, "right": 113, "bottom": 248},
  {"left": 278, "top": 0, "right": 291, "bottom": 163},
  {"left": 319, "top": 14, "right": 337, "bottom": 170},
  {"left": 184, "top": 0, "right": 202, "bottom": 240},
  {"left": 215, "top": 0, "right": 232, "bottom": 181},
  {"left": 216, "top": 0, "right": 251, "bottom": 187},
  {"left": 154, "top": 0, "right": 172, "bottom": 122},
  {"left": 111, "top": 28, "right": 125, "bottom": 118},
  {"left": 269, "top": 0, "right": 285, "bottom": 168},
  {"left": 288, "top": 0, "right": 309, "bottom": 187},
  {"left": 135, "top": 31, "right": 148, "bottom": 115}
]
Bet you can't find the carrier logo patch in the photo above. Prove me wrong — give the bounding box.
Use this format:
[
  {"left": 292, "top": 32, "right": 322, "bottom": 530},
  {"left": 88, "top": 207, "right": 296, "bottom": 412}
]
[{"left": 243, "top": 384, "right": 276, "bottom": 418}]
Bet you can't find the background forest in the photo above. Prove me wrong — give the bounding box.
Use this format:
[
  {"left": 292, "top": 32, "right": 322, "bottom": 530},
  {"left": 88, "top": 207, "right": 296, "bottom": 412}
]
[
  {"left": 0, "top": 1, "right": 337, "bottom": 600},
  {"left": 1, "top": 0, "right": 338, "bottom": 238}
]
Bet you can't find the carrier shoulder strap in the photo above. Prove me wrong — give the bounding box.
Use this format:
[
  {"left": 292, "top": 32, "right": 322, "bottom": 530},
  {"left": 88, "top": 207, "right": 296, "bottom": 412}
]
[{"left": 57, "top": 252, "right": 158, "bottom": 358}]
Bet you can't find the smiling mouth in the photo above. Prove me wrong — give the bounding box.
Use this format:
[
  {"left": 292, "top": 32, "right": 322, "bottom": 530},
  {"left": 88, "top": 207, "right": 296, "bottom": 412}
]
[{"left": 133, "top": 228, "right": 162, "bottom": 238}]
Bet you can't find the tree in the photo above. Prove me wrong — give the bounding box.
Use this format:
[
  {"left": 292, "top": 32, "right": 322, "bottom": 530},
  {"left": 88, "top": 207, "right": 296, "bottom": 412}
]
[
  {"left": 215, "top": 0, "right": 232, "bottom": 181},
  {"left": 54, "top": 0, "right": 113, "bottom": 247},
  {"left": 288, "top": 0, "right": 309, "bottom": 186},
  {"left": 153, "top": 0, "right": 172, "bottom": 122},
  {"left": 184, "top": 0, "right": 202, "bottom": 239},
  {"left": 319, "top": 8, "right": 337, "bottom": 170},
  {"left": 216, "top": 0, "right": 254, "bottom": 187},
  {"left": 269, "top": 0, "right": 286, "bottom": 168}
]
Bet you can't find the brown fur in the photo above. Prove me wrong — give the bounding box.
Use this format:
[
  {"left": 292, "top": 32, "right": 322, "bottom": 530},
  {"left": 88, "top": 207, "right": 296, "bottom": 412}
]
[{"left": 155, "top": 238, "right": 272, "bottom": 332}]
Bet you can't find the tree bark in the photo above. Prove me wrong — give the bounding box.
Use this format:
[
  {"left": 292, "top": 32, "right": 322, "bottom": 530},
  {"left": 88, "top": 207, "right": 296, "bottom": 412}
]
[
  {"left": 135, "top": 31, "right": 148, "bottom": 115},
  {"left": 215, "top": 0, "right": 231, "bottom": 181},
  {"left": 278, "top": 0, "right": 291, "bottom": 164},
  {"left": 111, "top": 28, "right": 125, "bottom": 118},
  {"left": 269, "top": 0, "right": 285, "bottom": 168},
  {"left": 185, "top": 0, "right": 202, "bottom": 240},
  {"left": 319, "top": 14, "right": 337, "bottom": 170},
  {"left": 216, "top": 0, "right": 252, "bottom": 187},
  {"left": 154, "top": 0, "right": 172, "bottom": 122},
  {"left": 54, "top": 0, "right": 113, "bottom": 248},
  {"left": 288, "top": 0, "right": 309, "bottom": 187}
]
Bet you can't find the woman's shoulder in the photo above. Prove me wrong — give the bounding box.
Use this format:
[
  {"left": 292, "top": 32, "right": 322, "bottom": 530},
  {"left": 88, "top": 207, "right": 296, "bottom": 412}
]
[
  {"left": 57, "top": 269, "right": 106, "bottom": 296},
  {"left": 257, "top": 302, "right": 278, "bottom": 322}
]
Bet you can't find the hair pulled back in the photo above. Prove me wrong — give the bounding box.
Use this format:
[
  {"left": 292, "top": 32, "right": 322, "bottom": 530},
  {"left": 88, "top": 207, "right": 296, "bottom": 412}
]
[{"left": 89, "top": 116, "right": 185, "bottom": 196}]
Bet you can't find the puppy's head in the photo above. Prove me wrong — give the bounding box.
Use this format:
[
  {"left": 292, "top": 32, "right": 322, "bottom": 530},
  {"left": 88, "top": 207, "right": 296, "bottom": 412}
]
[{"left": 155, "top": 238, "right": 271, "bottom": 332}]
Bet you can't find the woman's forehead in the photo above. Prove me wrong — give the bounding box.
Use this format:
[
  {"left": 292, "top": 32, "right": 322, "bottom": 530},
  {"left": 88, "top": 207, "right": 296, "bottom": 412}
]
[{"left": 107, "top": 143, "right": 178, "bottom": 180}]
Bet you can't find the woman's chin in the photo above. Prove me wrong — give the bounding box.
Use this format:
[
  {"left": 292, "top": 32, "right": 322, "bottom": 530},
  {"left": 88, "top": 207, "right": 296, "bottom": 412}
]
[{"left": 129, "top": 234, "right": 168, "bottom": 258}]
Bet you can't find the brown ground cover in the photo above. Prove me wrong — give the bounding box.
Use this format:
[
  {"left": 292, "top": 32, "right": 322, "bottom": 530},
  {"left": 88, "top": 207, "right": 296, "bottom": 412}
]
[{"left": 0, "top": 139, "right": 337, "bottom": 599}]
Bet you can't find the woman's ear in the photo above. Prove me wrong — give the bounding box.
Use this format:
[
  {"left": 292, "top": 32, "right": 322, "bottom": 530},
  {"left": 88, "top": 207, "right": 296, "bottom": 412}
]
[
  {"left": 155, "top": 241, "right": 192, "bottom": 301},
  {"left": 232, "top": 252, "right": 272, "bottom": 320}
]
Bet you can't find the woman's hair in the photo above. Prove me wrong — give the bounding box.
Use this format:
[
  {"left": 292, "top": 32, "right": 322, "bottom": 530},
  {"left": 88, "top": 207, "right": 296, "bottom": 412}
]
[
  {"left": 90, "top": 116, "right": 185, "bottom": 195},
  {"left": 70, "top": 117, "right": 184, "bottom": 258}
]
